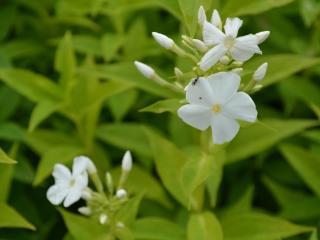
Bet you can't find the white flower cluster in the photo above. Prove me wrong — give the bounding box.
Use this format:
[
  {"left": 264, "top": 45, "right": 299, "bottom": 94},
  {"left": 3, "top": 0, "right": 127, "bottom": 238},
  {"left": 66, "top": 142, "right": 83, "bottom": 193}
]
[
  {"left": 47, "top": 151, "right": 133, "bottom": 227},
  {"left": 134, "top": 7, "right": 270, "bottom": 144}
]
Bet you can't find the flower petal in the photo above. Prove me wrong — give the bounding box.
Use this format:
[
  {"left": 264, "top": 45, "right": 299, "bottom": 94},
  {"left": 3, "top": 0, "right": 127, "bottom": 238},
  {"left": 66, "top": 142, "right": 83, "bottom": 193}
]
[
  {"left": 47, "top": 185, "right": 68, "bottom": 205},
  {"left": 186, "top": 77, "right": 215, "bottom": 105},
  {"left": 199, "top": 44, "right": 226, "bottom": 71},
  {"left": 177, "top": 104, "right": 212, "bottom": 131},
  {"left": 230, "top": 34, "right": 262, "bottom": 62},
  {"left": 72, "top": 156, "right": 88, "bottom": 176},
  {"left": 63, "top": 186, "right": 83, "bottom": 207},
  {"left": 224, "top": 18, "right": 243, "bottom": 38},
  {"left": 211, "top": 114, "right": 240, "bottom": 144},
  {"left": 206, "top": 72, "right": 240, "bottom": 104},
  {"left": 52, "top": 164, "right": 71, "bottom": 184},
  {"left": 203, "top": 21, "right": 225, "bottom": 46},
  {"left": 75, "top": 172, "right": 89, "bottom": 190},
  {"left": 223, "top": 92, "right": 257, "bottom": 122}
]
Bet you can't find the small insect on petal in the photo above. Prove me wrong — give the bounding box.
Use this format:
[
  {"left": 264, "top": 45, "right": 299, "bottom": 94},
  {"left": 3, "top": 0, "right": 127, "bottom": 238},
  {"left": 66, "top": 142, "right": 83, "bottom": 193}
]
[
  {"left": 121, "top": 150, "right": 132, "bottom": 172},
  {"left": 152, "top": 32, "right": 174, "bottom": 49},
  {"left": 134, "top": 61, "right": 155, "bottom": 79},
  {"left": 253, "top": 62, "right": 268, "bottom": 81}
]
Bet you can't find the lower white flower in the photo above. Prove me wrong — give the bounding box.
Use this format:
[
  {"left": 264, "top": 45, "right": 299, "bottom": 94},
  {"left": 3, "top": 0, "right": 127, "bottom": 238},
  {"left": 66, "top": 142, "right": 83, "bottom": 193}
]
[
  {"left": 177, "top": 72, "right": 257, "bottom": 144},
  {"left": 46, "top": 158, "right": 88, "bottom": 207}
]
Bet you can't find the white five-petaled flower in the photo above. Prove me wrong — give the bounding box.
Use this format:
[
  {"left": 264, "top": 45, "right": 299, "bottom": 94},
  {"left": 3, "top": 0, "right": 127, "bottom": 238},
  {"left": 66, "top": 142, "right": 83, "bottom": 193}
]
[
  {"left": 47, "top": 157, "right": 89, "bottom": 207},
  {"left": 199, "top": 16, "right": 265, "bottom": 71},
  {"left": 177, "top": 72, "right": 257, "bottom": 144}
]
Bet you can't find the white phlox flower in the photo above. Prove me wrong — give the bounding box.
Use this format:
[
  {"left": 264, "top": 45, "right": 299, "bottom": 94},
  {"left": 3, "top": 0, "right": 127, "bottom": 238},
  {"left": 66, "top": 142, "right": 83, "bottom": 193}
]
[
  {"left": 177, "top": 72, "right": 257, "bottom": 144},
  {"left": 46, "top": 157, "right": 89, "bottom": 207},
  {"left": 200, "top": 15, "right": 266, "bottom": 71}
]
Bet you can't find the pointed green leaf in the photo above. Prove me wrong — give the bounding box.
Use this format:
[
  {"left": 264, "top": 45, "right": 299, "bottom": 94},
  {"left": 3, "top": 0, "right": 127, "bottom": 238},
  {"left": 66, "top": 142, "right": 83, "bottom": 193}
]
[
  {"left": 221, "top": 212, "right": 313, "bottom": 240},
  {"left": 0, "top": 148, "right": 16, "bottom": 164},
  {"left": 226, "top": 119, "right": 317, "bottom": 163},
  {"left": 187, "top": 211, "right": 223, "bottom": 240},
  {"left": 139, "top": 99, "right": 182, "bottom": 114},
  {"left": 178, "top": 0, "right": 201, "bottom": 37},
  {"left": 0, "top": 203, "right": 35, "bottom": 230},
  {"left": 280, "top": 144, "right": 320, "bottom": 197}
]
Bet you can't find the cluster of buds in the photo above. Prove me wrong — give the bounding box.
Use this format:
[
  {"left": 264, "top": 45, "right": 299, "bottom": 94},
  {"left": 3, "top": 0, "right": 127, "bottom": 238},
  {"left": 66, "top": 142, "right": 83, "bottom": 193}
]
[
  {"left": 47, "top": 151, "right": 133, "bottom": 229},
  {"left": 134, "top": 6, "right": 270, "bottom": 144}
]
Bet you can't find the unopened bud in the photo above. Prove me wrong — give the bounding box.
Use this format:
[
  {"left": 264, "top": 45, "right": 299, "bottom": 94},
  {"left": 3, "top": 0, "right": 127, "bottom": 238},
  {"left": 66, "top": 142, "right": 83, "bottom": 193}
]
[
  {"left": 78, "top": 207, "right": 92, "bottom": 216},
  {"left": 152, "top": 32, "right": 174, "bottom": 49},
  {"left": 256, "top": 31, "right": 270, "bottom": 44},
  {"left": 232, "top": 68, "right": 243, "bottom": 75},
  {"left": 174, "top": 67, "right": 184, "bottom": 78},
  {"left": 219, "top": 56, "right": 231, "bottom": 65},
  {"left": 198, "top": 6, "right": 206, "bottom": 26},
  {"left": 192, "top": 39, "right": 208, "bottom": 52},
  {"left": 99, "top": 214, "right": 108, "bottom": 225},
  {"left": 232, "top": 61, "right": 243, "bottom": 67},
  {"left": 211, "top": 9, "right": 222, "bottom": 29},
  {"left": 81, "top": 189, "right": 92, "bottom": 200},
  {"left": 116, "top": 222, "right": 125, "bottom": 228},
  {"left": 134, "top": 61, "right": 155, "bottom": 79},
  {"left": 116, "top": 189, "right": 127, "bottom": 199},
  {"left": 253, "top": 62, "right": 268, "bottom": 81},
  {"left": 121, "top": 150, "right": 132, "bottom": 172}
]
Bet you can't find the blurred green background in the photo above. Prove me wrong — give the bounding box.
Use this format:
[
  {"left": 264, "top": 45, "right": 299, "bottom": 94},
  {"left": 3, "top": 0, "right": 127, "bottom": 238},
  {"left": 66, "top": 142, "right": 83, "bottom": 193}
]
[{"left": 0, "top": 0, "right": 320, "bottom": 239}]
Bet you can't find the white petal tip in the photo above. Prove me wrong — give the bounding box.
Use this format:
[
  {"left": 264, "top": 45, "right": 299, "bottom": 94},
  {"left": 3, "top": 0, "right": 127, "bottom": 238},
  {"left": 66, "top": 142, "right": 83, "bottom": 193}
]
[
  {"left": 198, "top": 6, "right": 206, "bottom": 25},
  {"left": 121, "top": 150, "right": 132, "bottom": 172},
  {"left": 256, "top": 31, "right": 270, "bottom": 44},
  {"left": 253, "top": 62, "right": 268, "bottom": 81},
  {"left": 134, "top": 61, "right": 155, "bottom": 79},
  {"left": 152, "top": 32, "right": 174, "bottom": 49}
]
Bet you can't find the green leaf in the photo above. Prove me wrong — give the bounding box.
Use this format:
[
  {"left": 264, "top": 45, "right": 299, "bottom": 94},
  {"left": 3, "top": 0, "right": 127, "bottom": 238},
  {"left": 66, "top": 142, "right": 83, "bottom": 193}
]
[
  {"left": 73, "top": 34, "right": 102, "bottom": 56},
  {"left": 59, "top": 209, "right": 108, "bottom": 240},
  {"left": 263, "top": 176, "right": 320, "bottom": 220},
  {"left": 0, "top": 68, "right": 61, "bottom": 102},
  {"left": 310, "top": 231, "right": 318, "bottom": 240},
  {"left": 226, "top": 119, "right": 317, "bottom": 163},
  {"left": 0, "top": 122, "right": 25, "bottom": 142},
  {"left": 0, "top": 203, "right": 35, "bottom": 230},
  {"left": 96, "top": 123, "right": 151, "bottom": 157},
  {"left": 79, "top": 63, "right": 183, "bottom": 98},
  {"left": 221, "top": 212, "right": 313, "bottom": 240},
  {"left": 187, "top": 211, "right": 223, "bottom": 240},
  {"left": 244, "top": 55, "right": 320, "bottom": 87},
  {"left": 101, "top": 33, "right": 123, "bottom": 62},
  {"left": 280, "top": 144, "right": 320, "bottom": 197},
  {"left": 178, "top": 0, "right": 201, "bottom": 37},
  {"left": 222, "top": 0, "right": 295, "bottom": 16},
  {"left": 143, "top": 127, "right": 189, "bottom": 207},
  {"left": 133, "top": 217, "right": 185, "bottom": 240},
  {"left": 28, "top": 100, "right": 62, "bottom": 132},
  {"left": 300, "top": 0, "right": 320, "bottom": 27},
  {"left": 111, "top": 165, "right": 173, "bottom": 208},
  {"left": 0, "top": 148, "right": 16, "bottom": 164},
  {"left": 55, "top": 31, "right": 76, "bottom": 89},
  {"left": 139, "top": 99, "right": 182, "bottom": 114},
  {"left": 33, "top": 145, "right": 84, "bottom": 186}
]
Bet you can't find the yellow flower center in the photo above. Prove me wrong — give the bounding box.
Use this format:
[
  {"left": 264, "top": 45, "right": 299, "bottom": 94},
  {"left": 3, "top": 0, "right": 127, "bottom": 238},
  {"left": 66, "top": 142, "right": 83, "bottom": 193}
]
[
  {"left": 224, "top": 36, "right": 235, "bottom": 49},
  {"left": 212, "top": 104, "right": 221, "bottom": 113},
  {"left": 69, "top": 179, "right": 76, "bottom": 187}
]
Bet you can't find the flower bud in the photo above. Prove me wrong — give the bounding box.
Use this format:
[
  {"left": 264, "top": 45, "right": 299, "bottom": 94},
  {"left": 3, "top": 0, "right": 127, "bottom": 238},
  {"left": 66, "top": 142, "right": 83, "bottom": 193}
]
[
  {"left": 174, "top": 67, "right": 183, "bottom": 79},
  {"left": 116, "top": 189, "right": 127, "bottom": 199},
  {"left": 253, "top": 62, "right": 268, "bottom": 81},
  {"left": 121, "top": 150, "right": 132, "bottom": 172},
  {"left": 78, "top": 207, "right": 91, "bottom": 216},
  {"left": 134, "top": 61, "right": 155, "bottom": 79},
  {"left": 219, "top": 56, "right": 231, "bottom": 65},
  {"left": 256, "top": 31, "right": 270, "bottom": 44},
  {"left": 99, "top": 214, "right": 108, "bottom": 225},
  {"left": 232, "top": 68, "right": 243, "bottom": 75},
  {"left": 105, "top": 172, "right": 114, "bottom": 194},
  {"left": 152, "top": 32, "right": 174, "bottom": 49},
  {"left": 211, "top": 9, "right": 222, "bottom": 29},
  {"left": 86, "top": 158, "right": 97, "bottom": 174},
  {"left": 198, "top": 6, "right": 206, "bottom": 26},
  {"left": 116, "top": 222, "right": 125, "bottom": 228},
  {"left": 81, "top": 189, "right": 92, "bottom": 200},
  {"left": 192, "top": 39, "right": 208, "bottom": 52}
]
